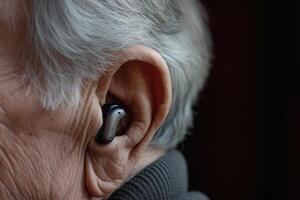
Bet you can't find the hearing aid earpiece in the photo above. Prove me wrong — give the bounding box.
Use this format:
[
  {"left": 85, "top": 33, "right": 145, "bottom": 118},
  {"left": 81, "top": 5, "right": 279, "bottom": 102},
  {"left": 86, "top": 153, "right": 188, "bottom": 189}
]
[{"left": 95, "top": 103, "right": 126, "bottom": 144}]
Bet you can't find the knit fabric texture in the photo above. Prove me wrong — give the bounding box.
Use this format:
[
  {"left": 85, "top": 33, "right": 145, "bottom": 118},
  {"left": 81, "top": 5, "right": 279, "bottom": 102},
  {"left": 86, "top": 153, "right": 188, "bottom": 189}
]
[{"left": 108, "top": 150, "right": 209, "bottom": 200}]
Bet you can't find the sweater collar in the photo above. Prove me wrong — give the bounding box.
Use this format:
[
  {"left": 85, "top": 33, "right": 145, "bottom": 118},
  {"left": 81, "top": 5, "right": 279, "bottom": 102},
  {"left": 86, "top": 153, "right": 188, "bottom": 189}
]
[{"left": 108, "top": 150, "right": 188, "bottom": 200}]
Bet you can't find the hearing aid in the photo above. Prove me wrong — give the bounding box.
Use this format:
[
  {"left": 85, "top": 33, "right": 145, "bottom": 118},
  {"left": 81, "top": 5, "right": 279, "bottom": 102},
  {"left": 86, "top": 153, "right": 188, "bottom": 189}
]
[{"left": 95, "top": 103, "right": 126, "bottom": 144}]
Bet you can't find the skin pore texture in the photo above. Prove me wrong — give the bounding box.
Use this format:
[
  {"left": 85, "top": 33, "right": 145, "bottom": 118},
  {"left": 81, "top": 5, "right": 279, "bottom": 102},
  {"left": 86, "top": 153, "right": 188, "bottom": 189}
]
[{"left": 0, "top": 1, "right": 172, "bottom": 199}]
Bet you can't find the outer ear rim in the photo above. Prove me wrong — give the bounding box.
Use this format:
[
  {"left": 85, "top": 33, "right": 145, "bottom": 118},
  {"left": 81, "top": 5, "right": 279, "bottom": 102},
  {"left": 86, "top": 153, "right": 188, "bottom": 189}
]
[
  {"left": 126, "top": 45, "right": 172, "bottom": 120},
  {"left": 97, "top": 45, "right": 172, "bottom": 146},
  {"left": 118, "top": 45, "right": 172, "bottom": 148},
  {"left": 96, "top": 45, "right": 172, "bottom": 105}
]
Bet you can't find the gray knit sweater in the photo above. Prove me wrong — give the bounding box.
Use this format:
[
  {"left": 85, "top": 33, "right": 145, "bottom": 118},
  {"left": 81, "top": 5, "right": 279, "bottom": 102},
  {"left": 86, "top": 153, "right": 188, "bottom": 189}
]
[{"left": 108, "top": 150, "right": 209, "bottom": 200}]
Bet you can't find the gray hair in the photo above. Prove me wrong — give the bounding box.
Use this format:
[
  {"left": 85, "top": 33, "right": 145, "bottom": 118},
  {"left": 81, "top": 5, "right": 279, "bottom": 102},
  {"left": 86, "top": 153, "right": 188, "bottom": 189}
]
[{"left": 20, "top": 0, "right": 212, "bottom": 148}]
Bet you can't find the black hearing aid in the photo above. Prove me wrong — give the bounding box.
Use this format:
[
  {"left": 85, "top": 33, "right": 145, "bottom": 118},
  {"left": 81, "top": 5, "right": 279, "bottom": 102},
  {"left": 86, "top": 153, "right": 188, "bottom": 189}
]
[{"left": 95, "top": 103, "right": 126, "bottom": 144}]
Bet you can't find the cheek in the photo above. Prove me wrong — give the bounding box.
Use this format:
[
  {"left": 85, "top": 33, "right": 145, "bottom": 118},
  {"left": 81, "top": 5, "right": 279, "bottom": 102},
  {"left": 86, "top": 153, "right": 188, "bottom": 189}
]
[
  {"left": 75, "top": 95, "right": 103, "bottom": 142},
  {"left": 0, "top": 132, "right": 85, "bottom": 198},
  {"left": 61, "top": 93, "right": 103, "bottom": 153},
  {"left": 41, "top": 93, "right": 103, "bottom": 142}
]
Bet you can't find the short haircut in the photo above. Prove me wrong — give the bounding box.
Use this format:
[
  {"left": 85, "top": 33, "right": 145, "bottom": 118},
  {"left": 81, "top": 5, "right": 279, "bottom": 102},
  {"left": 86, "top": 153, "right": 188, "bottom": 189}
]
[{"left": 20, "top": 0, "right": 212, "bottom": 148}]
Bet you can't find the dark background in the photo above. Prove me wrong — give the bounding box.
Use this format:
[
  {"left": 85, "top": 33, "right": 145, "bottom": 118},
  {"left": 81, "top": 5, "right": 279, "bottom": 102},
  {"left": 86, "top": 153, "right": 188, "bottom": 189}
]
[{"left": 180, "top": 0, "right": 300, "bottom": 200}]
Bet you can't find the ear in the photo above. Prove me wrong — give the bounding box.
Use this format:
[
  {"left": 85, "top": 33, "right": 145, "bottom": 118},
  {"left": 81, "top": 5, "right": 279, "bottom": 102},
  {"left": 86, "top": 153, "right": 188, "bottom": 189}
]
[{"left": 85, "top": 45, "right": 172, "bottom": 198}]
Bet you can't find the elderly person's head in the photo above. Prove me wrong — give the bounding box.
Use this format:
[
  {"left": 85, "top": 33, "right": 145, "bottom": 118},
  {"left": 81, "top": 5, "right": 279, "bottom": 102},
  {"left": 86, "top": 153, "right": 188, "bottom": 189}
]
[{"left": 0, "top": 0, "right": 211, "bottom": 199}]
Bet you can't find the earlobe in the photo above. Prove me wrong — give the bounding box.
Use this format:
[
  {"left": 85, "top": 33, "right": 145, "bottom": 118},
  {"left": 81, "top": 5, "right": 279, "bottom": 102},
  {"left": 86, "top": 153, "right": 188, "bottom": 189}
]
[
  {"left": 85, "top": 154, "right": 103, "bottom": 197},
  {"left": 85, "top": 45, "right": 172, "bottom": 198},
  {"left": 85, "top": 153, "right": 123, "bottom": 197}
]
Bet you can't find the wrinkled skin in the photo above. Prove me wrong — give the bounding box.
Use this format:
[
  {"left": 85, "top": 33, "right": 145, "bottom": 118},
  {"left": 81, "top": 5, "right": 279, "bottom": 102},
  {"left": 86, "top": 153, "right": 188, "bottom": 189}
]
[
  {"left": 0, "top": 69, "right": 169, "bottom": 199},
  {"left": 0, "top": 1, "right": 172, "bottom": 199},
  {"left": 0, "top": 74, "right": 99, "bottom": 199}
]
